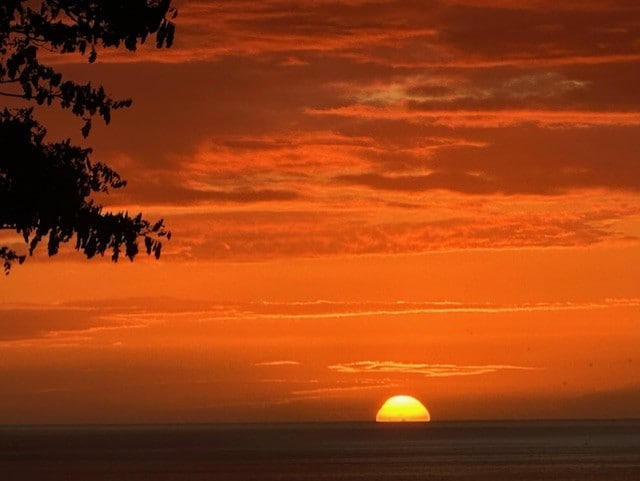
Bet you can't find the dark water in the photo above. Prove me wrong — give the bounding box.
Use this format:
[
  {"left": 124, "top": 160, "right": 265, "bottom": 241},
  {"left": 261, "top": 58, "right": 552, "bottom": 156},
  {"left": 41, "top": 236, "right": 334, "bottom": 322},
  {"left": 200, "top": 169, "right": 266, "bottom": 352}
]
[{"left": 1, "top": 421, "right": 640, "bottom": 480}]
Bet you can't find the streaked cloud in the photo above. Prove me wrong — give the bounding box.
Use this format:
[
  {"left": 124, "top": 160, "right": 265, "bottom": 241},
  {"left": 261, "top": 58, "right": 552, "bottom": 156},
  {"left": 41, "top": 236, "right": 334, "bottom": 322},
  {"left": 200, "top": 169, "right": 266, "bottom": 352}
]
[
  {"left": 308, "top": 107, "right": 640, "bottom": 129},
  {"left": 72, "top": 297, "right": 640, "bottom": 326},
  {"left": 291, "top": 383, "right": 401, "bottom": 400},
  {"left": 254, "top": 360, "right": 301, "bottom": 367},
  {"left": 56, "top": 0, "right": 640, "bottom": 68},
  {"left": 0, "top": 304, "right": 149, "bottom": 345},
  {"left": 351, "top": 72, "right": 590, "bottom": 107},
  {"left": 329, "top": 361, "right": 540, "bottom": 377}
]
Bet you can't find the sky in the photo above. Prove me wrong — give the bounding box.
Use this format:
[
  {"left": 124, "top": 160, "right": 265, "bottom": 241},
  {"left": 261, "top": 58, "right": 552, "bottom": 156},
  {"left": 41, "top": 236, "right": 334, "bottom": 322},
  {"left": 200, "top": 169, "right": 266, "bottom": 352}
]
[{"left": 2, "top": 0, "right": 640, "bottom": 423}]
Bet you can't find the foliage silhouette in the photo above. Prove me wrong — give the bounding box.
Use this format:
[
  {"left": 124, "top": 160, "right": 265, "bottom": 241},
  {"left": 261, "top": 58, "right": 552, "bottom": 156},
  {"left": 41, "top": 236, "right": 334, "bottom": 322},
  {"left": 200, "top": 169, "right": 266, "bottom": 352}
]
[{"left": 0, "top": 0, "right": 177, "bottom": 273}]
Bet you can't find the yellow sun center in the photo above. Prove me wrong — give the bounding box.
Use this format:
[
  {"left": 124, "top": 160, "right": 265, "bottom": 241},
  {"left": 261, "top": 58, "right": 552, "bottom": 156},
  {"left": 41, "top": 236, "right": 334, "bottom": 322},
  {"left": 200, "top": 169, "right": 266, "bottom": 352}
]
[{"left": 376, "top": 395, "right": 431, "bottom": 422}]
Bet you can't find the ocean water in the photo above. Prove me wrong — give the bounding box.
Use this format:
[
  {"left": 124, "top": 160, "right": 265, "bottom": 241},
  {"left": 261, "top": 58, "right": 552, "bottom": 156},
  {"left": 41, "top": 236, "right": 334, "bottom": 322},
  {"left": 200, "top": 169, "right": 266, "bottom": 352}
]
[{"left": 1, "top": 420, "right": 639, "bottom": 480}]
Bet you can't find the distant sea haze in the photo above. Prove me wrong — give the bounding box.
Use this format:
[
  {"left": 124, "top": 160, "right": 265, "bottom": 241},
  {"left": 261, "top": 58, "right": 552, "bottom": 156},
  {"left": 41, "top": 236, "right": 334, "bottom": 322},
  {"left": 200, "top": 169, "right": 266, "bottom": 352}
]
[{"left": 2, "top": 420, "right": 640, "bottom": 480}]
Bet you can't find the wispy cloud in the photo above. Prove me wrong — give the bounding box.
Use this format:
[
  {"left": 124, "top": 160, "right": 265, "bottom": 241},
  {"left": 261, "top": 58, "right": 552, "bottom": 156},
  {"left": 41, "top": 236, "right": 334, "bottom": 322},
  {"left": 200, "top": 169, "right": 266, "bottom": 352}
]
[
  {"left": 254, "top": 360, "right": 301, "bottom": 367},
  {"left": 329, "top": 361, "right": 541, "bottom": 377},
  {"left": 308, "top": 107, "right": 640, "bottom": 128},
  {"left": 227, "top": 298, "right": 640, "bottom": 321},
  {"left": 350, "top": 72, "right": 590, "bottom": 107},
  {"left": 291, "top": 383, "right": 401, "bottom": 400},
  {"left": 52, "top": 0, "right": 640, "bottom": 68},
  {"left": 0, "top": 304, "right": 150, "bottom": 345},
  {"left": 77, "top": 298, "right": 640, "bottom": 325}
]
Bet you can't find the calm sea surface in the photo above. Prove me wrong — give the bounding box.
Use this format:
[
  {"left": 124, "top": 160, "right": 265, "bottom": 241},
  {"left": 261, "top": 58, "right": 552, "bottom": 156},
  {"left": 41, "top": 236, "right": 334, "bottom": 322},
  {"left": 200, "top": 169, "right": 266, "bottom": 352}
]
[{"left": 1, "top": 420, "right": 639, "bottom": 480}]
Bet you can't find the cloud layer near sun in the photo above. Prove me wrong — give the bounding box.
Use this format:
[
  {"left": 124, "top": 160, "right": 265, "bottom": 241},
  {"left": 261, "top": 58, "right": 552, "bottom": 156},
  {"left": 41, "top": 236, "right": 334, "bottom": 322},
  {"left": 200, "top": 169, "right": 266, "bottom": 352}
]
[
  {"left": 5, "top": 297, "right": 640, "bottom": 346},
  {"left": 3, "top": 286, "right": 640, "bottom": 422}
]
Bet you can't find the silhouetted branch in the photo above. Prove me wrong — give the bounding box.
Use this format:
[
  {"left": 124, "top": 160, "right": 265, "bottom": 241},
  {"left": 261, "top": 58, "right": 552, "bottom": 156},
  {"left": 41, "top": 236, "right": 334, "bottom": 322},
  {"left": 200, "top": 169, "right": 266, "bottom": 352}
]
[{"left": 0, "top": 1, "right": 177, "bottom": 273}]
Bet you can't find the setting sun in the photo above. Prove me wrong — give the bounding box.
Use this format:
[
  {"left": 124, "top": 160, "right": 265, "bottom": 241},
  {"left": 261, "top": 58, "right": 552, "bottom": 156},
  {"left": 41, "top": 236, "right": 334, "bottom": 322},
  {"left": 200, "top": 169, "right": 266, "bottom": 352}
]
[{"left": 376, "top": 395, "right": 431, "bottom": 423}]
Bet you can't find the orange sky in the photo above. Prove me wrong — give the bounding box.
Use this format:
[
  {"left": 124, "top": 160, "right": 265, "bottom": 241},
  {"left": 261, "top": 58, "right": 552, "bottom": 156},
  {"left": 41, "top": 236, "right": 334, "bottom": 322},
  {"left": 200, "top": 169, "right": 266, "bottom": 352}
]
[{"left": 2, "top": 0, "right": 640, "bottom": 423}]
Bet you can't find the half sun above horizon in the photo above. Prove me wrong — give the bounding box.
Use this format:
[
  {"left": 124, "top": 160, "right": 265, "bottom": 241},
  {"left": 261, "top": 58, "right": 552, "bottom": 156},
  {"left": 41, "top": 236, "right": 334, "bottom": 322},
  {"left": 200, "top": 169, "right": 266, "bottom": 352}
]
[{"left": 376, "top": 395, "right": 431, "bottom": 423}]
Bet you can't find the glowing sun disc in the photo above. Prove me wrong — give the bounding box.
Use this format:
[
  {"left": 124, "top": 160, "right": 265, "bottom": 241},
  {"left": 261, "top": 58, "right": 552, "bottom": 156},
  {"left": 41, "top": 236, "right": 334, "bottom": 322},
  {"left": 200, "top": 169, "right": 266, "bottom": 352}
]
[{"left": 376, "top": 395, "right": 431, "bottom": 422}]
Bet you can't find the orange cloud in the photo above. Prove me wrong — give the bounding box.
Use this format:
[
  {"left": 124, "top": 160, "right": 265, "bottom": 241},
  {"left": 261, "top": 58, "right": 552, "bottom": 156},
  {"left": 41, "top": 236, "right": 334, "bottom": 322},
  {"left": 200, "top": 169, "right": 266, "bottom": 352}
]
[
  {"left": 255, "top": 361, "right": 301, "bottom": 366},
  {"left": 328, "top": 361, "right": 541, "bottom": 377},
  {"left": 46, "top": 0, "right": 640, "bottom": 71},
  {"left": 290, "top": 383, "right": 401, "bottom": 400},
  {"left": 0, "top": 305, "right": 147, "bottom": 346},
  {"left": 308, "top": 106, "right": 640, "bottom": 128}
]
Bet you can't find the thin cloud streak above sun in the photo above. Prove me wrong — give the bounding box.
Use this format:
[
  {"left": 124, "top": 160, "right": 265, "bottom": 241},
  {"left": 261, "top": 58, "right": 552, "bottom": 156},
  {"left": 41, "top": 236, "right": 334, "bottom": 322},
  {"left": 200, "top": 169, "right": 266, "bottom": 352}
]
[
  {"left": 5, "top": 297, "right": 640, "bottom": 347},
  {"left": 290, "top": 383, "right": 402, "bottom": 401},
  {"left": 329, "top": 361, "right": 541, "bottom": 377},
  {"left": 255, "top": 361, "right": 302, "bottom": 367}
]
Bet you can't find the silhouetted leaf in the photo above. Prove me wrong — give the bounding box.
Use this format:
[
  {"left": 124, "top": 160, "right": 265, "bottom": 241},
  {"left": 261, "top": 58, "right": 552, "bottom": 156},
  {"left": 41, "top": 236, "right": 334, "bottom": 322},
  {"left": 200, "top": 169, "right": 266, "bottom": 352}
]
[
  {"left": 81, "top": 118, "right": 91, "bottom": 138},
  {"left": 145, "top": 236, "right": 153, "bottom": 255}
]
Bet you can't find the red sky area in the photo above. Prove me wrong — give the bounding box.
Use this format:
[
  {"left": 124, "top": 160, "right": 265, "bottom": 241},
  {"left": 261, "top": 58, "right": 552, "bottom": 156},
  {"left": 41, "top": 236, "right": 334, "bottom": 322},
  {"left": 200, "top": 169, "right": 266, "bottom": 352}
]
[{"left": 2, "top": 0, "right": 640, "bottom": 423}]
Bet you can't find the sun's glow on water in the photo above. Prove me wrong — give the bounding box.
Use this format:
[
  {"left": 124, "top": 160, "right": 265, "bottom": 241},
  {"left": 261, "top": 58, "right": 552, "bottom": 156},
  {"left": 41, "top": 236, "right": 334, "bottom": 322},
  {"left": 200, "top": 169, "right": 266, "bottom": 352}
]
[{"left": 376, "top": 395, "right": 431, "bottom": 422}]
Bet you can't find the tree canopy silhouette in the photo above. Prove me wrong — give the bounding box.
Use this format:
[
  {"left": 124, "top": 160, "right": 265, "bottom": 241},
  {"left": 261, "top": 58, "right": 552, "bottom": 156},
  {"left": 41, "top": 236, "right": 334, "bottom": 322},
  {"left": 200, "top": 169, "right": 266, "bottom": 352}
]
[{"left": 0, "top": 0, "right": 177, "bottom": 274}]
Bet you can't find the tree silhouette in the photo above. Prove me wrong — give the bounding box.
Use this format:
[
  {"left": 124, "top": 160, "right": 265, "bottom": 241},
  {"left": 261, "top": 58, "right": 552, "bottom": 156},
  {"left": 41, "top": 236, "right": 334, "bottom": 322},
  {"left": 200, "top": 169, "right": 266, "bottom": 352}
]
[{"left": 0, "top": 0, "right": 177, "bottom": 274}]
